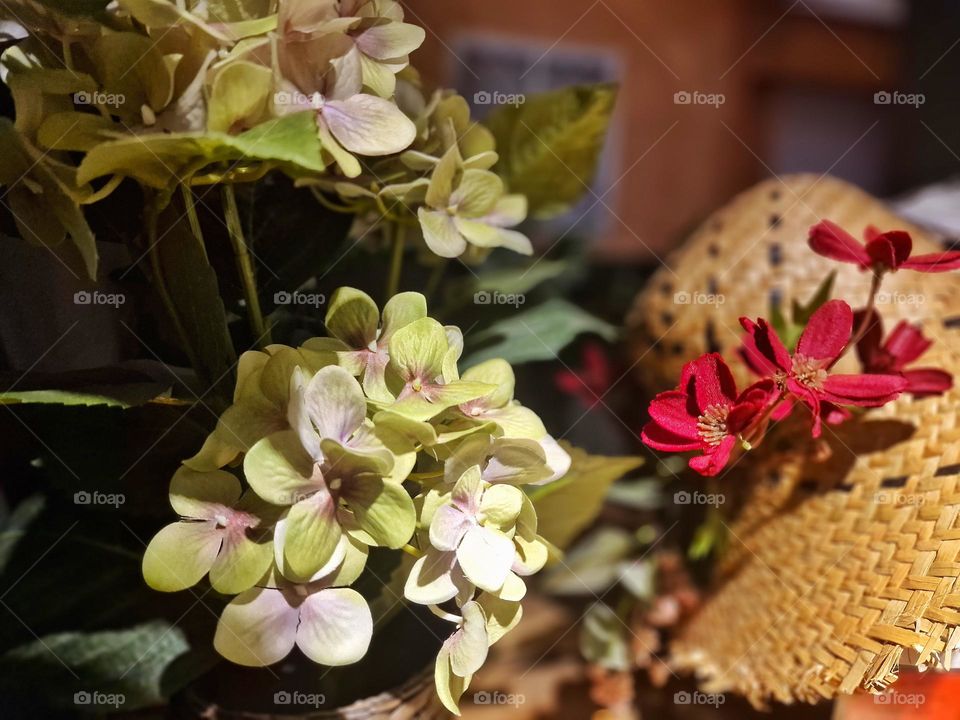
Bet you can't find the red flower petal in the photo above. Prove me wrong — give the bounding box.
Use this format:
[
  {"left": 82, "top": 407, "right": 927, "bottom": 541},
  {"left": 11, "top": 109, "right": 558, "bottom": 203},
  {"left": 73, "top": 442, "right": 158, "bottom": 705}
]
[
  {"left": 641, "top": 420, "right": 702, "bottom": 452},
  {"left": 691, "top": 353, "right": 737, "bottom": 412},
  {"left": 865, "top": 230, "right": 912, "bottom": 270},
  {"left": 821, "top": 373, "right": 906, "bottom": 406},
  {"left": 786, "top": 379, "right": 824, "bottom": 437},
  {"left": 688, "top": 434, "right": 737, "bottom": 476},
  {"left": 647, "top": 390, "right": 699, "bottom": 439},
  {"left": 899, "top": 250, "right": 960, "bottom": 272},
  {"left": 901, "top": 368, "right": 953, "bottom": 397},
  {"left": 884, "top": 320, "right": 932, "bottom": 366},
  {"left": 739, "top": 317, "right": 791, "bottom": 372},
  {"left": 796, "top": 299, "right": 853, "bottom": 363},
  {"left": 808, "top": 220, "right": 870, "bottom": 268}
]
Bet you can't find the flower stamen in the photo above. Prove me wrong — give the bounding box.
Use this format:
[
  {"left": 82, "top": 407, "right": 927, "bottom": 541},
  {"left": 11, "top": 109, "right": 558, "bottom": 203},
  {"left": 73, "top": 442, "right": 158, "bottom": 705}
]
[
  {"left": 791, "top": 354, "right": 828, "bottom": 390},
  {"left": 696, "top": 404, "right": 729, "bottom": 447}
]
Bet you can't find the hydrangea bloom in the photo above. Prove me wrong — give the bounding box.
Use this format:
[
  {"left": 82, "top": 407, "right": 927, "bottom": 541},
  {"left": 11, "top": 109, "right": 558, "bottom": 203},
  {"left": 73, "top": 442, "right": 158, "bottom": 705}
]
[{"left": 142, "top": 288, "right": 572, "bottom": 714}]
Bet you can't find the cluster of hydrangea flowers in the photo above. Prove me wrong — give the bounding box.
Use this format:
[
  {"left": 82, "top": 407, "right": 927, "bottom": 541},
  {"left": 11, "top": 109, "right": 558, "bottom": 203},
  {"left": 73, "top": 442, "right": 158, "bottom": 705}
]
[
  {"left": 1, "top": 0, "right": 531, "bottom": 271},
  {"left": 642, "top": 221, "right": 957, "bottom": 476},
  {"left": 142, "top": 287, "right": 569, "bottom": 713}
]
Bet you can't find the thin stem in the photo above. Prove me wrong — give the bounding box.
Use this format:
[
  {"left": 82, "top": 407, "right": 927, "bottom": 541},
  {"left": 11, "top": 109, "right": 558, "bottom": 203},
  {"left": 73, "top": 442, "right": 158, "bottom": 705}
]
[
  {"left": 180, "top": 185, "right": 208, "bottom": 261},
  {"left": 385, "top": 223, "right": 405, "bottom": 300},
  {"left": 424, "top": 259, "right": 448, "bottom": 304},
  {"left": 222, "top": 184, "right": 271, "bottom": 348},
  {"left": 401, "top": 543, "right": 423, "bottom": 559},
  {"left": 845, "top": 270, "right": 883, "bottom": 357}
]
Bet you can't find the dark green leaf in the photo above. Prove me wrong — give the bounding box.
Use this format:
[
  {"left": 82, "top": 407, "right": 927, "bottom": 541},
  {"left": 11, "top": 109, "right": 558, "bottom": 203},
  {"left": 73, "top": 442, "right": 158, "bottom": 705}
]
[{"left": 464, "top": 298, "right": 616, "bottom": 367}]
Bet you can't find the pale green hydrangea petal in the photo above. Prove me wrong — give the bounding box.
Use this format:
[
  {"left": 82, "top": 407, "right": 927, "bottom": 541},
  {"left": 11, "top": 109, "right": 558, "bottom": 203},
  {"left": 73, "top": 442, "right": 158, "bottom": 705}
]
[
  {"left": 448, "top": 601, "right": 488, "bottom": 677},
  {"left": 322, "top": 94, "right": 416, "bottom": 155},
  {"left": 457, "top": 525, "right": 514, "bottom": 592},
  {"left": 214, "top": 586, "right": 299, "bottom": 666},
  {"left": 303, "top": 365, "right": 367, "bottom": 443},
  {"left": 426, "top": 144, "right": 461, "bottom": 208},
  {"left": 340, "top": 474, "right": 415, "bottom": 548},
  {"left": 483, "top": 438, "right": 550, "bottom": 485},
  {"left": 450, "top": 169, "right": 502, "bottom": 217},
  {"left": 380, "top": 292, "right": 428, "bottom": 342},
  {"left": 243, "top": 430, "right": 318, "bottom": 505},
  {"left": 435, "top": 643, "right": 471, "bottom": 716},
  {"left": 142, "top": 521, "right": 221, "bottom": 592},
  {"left": 388, "top": 317, "right": 449, "bottom": 381},
  {"left": 282, "top": 490, "right": 343, "bottom": 578},
  {"left": 169, "top": 467, "right": 241, "bottom": 518},
  {"left": 482, "top": 404, "right": 547, "bottom": 440},
  {"left": 207, "top": 60, "right": 272, "bottom": 133},
  {"left": 355, "top": 22, "right": 425, "bottom": 59},
  {"left": 418, "top": 208, "right": 466, "bottom": 258},
  {"left": 297, "top": 587, "right": 372, "bottom": 666},
  {"left": 404, "top": 548, "right": 459, "bottom": 605},
  {"left": 461, "top": 358, "right": 514, "bottom": 409},
  {"left": 325, "top": 287, "right": 379, "bottom": 349},
  {"left": 429, "top": 503, "right": 470, "bottom": 551},
  {"left": 209, "top": 532, "right": 273, "bottom": 594},
  {"left": 479, "top": 484, "right": 523, "bottom": 530},
  {"left": 478, "top": 591, "right": 523, "bottom": 644}
]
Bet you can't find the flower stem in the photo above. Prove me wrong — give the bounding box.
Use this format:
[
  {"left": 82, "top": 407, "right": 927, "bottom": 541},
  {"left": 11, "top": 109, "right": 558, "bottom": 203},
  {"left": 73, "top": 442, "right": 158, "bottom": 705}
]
[
  {"left": 425, "top": 259, "right": 448, "bottom": 304},
  {"left": 385, "top": 223, "right": 406, "bottom": 300},
  {"left": 222, "top": 184, "right": 271, "bottom": 348},
  {"left": 401, "top": 543, "right": 423, "bottom": 559},
  {"left": 840, "top": 270, "right": 884, "bottom": 364}
]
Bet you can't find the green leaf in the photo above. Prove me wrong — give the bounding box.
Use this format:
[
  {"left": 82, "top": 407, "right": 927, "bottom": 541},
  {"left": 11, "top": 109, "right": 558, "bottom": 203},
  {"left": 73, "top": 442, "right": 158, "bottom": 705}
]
[
  {"left": 0, "top": 621, "right": 191, "bottom": 710},
  {"left": 77, "top": 112, "right": 329, "bottom": 189},
  {"left": 485, "top": 83, "right": 617, "bottom": 219},
  {"left": 0, "top": 118, "right": 98, "bottom": 279},
  {"left": 542, "top": 527, "right": 635, "bottom": 595},
  {"left": 529, "top": 443, "right": 643, "bottom": 549},
  {"left": 471, "top": 259, "right": 569, "bottom": 296},
  {"left": 793, "top": 270, "right": 836, "bottom": 326},
  {"left": 464, "top": 298, "right": 616, "bottom": 366},
  {"left": 153, "top": 201, "right": 236, "bottom": 399},
  {"left": 579, "top": 603, "right": 630, "bottom": 671}
]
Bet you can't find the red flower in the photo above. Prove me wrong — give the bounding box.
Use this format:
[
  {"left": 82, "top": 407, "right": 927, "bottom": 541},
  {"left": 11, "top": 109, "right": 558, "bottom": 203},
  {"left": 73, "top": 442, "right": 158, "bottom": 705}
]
[
  {"left": 855, "top": 310, "right": 953, "bottom": 397},
  {"left": 554, "top": 342, "right": 612, "bottom": 409},
  {"left": 641, "top": 353, "right": 774, "bottom": 476},
  {"left": 808, "top": 221, "right": 960, "bottom": 273},
  {"left": 739, "top": 300, "right": 906, "bottom": 436}
]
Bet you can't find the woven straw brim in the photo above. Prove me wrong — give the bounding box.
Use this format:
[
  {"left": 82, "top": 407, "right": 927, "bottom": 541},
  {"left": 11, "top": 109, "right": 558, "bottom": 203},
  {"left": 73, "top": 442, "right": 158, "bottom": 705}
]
[{"left": 626, "top": 175, "right": 960, "bottom": 706}]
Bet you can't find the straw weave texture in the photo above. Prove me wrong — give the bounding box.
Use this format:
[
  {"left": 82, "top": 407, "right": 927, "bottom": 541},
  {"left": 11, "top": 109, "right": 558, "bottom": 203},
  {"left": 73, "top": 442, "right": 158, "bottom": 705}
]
[{"left": 626, "top": 175, "right": 960, "bottom": 706}]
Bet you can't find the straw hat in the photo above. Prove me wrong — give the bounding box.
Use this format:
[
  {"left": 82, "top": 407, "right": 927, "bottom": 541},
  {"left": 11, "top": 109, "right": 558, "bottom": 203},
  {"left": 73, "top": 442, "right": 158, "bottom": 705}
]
[{"left": 626, "top": 175, "right": 960, "bottom": 706}]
